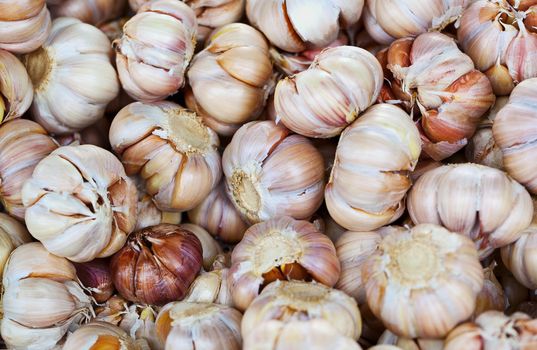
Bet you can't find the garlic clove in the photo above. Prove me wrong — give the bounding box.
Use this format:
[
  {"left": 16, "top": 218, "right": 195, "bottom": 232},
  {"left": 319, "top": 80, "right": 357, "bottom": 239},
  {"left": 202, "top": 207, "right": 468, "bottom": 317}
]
[
  {"left": 285, "top": 0, "right": 340, "bottom": 47},
  {"left": 179, "top": 223, "right": 222, "bottom": 271},
  {"left": 0, "top": 49, "right": 34, "bottom": 123}
]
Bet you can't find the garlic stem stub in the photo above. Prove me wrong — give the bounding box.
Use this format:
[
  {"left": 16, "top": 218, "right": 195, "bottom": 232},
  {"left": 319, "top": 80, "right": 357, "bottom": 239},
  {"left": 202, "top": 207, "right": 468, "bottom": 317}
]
[
  {"left": 63, "top": 321, "right": 139, "bottom": 350},
  {"left": 0, "top": 49, "right": 34, "bottom": 123},
  {"left": 47, "top": 0, "right": 127, "bottom": 26}
]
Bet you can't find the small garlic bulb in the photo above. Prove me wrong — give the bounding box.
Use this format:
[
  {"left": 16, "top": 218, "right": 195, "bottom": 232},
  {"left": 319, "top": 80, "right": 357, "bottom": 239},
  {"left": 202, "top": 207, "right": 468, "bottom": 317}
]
[
  {"left": 408, "top": 163, "right": 534, "bottom": 259},
  {"left": 0, "top": 0, "right": 51, "bottom": 53},
  {"left": 0, "top": 119, "right": 58, "bottom": 220},
  {"left": 0, "top": 213, "right": 33, "bottom": 279},
  {"left": 184, "top": 268, "right": 233, "bottom": 306},
  {"left": 222, "top": 121, "right": 324, "bottom": 224},
  {"left": 474, "top": 264, "right": 505, "bottom": 318},
  {"left": 63, "top": 321, "right": 138, "bottom": 350},
  {"left": 246, "top": 0, "right": 363, "bottom": 53},
  {"left": 22, "top": 144, "right": 138, "bottom": 262},
  {"left": 180, "top": 223, "right": 222, "bottom": 271},
  {"left": 47, "top": 0, "right": 127, "bottom": 26},
  {"left": 185, "top": 0, "right": 245, "bottom": 43},
  {"left": 186, "top": 23, "right": 273, "bottom": 136},
  {"left": 326, "top": 104, "right": 421, "bottom": 232},
  {"left": 501, "top": 224, "right": 537, "bottom": 289},
  {"left": 74, "top": 258, "right": 115, "bottom": 304},
  {"left": 274, "top": 46, "right": 383, "bottom": 138},
  {"left": 228, "top": 216, "right": 340, "bottom": 311},
  {"left": 377, "top": 330, "right": 445, "bottom": 350},
  {"left": 110, "top": 101, "right": 221, "bottom": 212},
  {"left": 114, "top": 0, "right": 197, "bottom": 102},
  {"left": 362, "top": 224, "right": 484, "bottom": 338},
  {"left": 0, "top": 49, "right": 33, "bottom": 123},
  {"left": 155, "top": 301, "right": 242, "bottom": 350}
]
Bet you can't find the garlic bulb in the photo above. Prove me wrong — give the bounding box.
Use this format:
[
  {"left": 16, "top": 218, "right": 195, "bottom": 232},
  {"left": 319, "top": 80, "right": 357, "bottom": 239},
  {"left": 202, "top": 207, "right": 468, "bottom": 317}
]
[
  {"left": 493, "top": 78, "right": 537, "bottom": 194},
  {"left": 362, "top": 224, "right": 484, "bottom": 338},
  {"left": 155, "top": 301, "right": 242, "bottom": 350},
  {"left": 1, "top": 242, "right": 92, "bottom": 350},
  {"left": 458, "top": 0, "right": 537, "bottom": 95},
  {"left": 186, "top": 23, "right": 272, "bottom": 136},
  {"left": 47, "top": 0, "right": 127, "bottom": 26},
  {"left": 274, "top": 46, "right": 383, "bottom": 138},
  {"left": 326, "top": 104, "right": 421, "bottom": 231},
  {"left": 114, "top": 0, "right": 197, "bottom": 102},
  {"left": 0, "top": 49, "right": 33, "bottom": 123},
  {"left": 184, "top": 268, "right": 233, "bottom": 306},
  {"left": 22, "top": 144, "right": 138, "bottom": 262},
  {"left": 379, "top": 32, "right": 495, "bottom": 160},
  {"left": 242, "top": 280, "right": 361, "bottom": 340},
  {"left": 377, "top": 330, "right": 445, "bottom": 350},
  {"left": 501, "top": 224, "right": 537, "bottom": 289},
  {"left": 63, "top": 321, "right": 138, "bottom": 350},
  {"left": 222, "top": 121, "right": 324, "bottom": 224},
  {"left": 0, "top": 213, "right": 33, "bottom": 279},
  {"left": 109, "top": 101, "right": 221, "bottom": 212},
  {"left": 180, "top": 223, "right": 222, "bottom": 271},
  {"left": 185, "top": 0, "right": 246, "bottom": 43},
  {"left": 444, "top": 311, "right": 537, "bottom": 350},
  {"left": 474, "top": 264, "right": 506, "bottom": 317},
  {"left": 74, "top": 258, "right": 114, "bottom": 304},
  {"left": 0, "top": 119, "right": 58, "bottom": 220},
  {"left": 111, "top": 224, "right": 203, "bottom": 306},
  {"left": 246, "top": 0, "right": 363, "bottom": 53},
  {"left": 0, "top": 0, "right": 51, "bottom": 53},
  {"left": 228, "top": 216, "right": 340, "bottom": 311},
  {"left": 408, "top": 163, "right": 533, "bottom": 259}
]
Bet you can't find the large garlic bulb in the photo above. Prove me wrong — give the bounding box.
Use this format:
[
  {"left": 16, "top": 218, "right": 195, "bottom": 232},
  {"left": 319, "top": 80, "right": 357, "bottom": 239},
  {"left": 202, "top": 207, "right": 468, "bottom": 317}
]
[
  {"left": 325, "top": 104, "right": 421, "bottom": 232},
  {"left": 0, "top": 49, "right": 33, "bottom": 123},
  {"left": 22, "top": 144, "right": 138, "bottom": 262},
  {"left": 501, "top": 224, "right": 537, "bottom": 289},
  {"left": 47, "top": 0, "right": 127, "bottom": 26},
  {"left": 63, "top": 321, "right": 139, "bottom": 350},
  {"left": 0, "top": 213, "right": 33, "bottom": 279}
]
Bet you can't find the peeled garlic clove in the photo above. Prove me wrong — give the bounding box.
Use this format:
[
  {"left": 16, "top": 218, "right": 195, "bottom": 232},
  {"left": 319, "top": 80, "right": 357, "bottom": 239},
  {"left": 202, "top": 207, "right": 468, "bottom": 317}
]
[
  {"left": 48, "top": 0, "right": 127, "bottom": 26},
  {"left": 0, "top": 49, "right": 33, "bottom": 123},
  {"left": 501, "top": 224, "right": 537, "bottom": 289},
  {"left": 184, "top": 268, "right": 233, "bottom": 306},
  {"left": 180, "top": 223, "right": 222, "bottom": 271},
  {"left": 185, "top": 0, "right": 245, "bottom": 43},
  {"left": 377, "top": 330, "right": 445, "bottom": 350},
  {"left": 63, "top": 321, "right": 138, "bottom": 350},
  {"left": 363, "top": 224, "right": 484, "bottom": 339}
]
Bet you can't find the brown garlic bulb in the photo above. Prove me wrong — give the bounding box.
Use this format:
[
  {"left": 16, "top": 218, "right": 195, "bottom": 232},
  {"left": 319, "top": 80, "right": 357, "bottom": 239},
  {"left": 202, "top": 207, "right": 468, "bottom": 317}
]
[
  {"left": 326, "top": 104, "right": 421, "bottom": 231},
  {"left": 114, "top": 0, "right": 197, "bottom": 102},
  {"left": 47, "top": 0, "right": 127, "bottom": 26},
  {"left": 111, "top": 224, "right": 203, "bottom": 306},
  {"left": 474, "top": 263, "right": 506, "bottom": 318},
  {"left": 0, "top": 119, "right": 58, "bottom": 220},
  {"left": 377, "top": 330, "right": 445, "bottom": 350},
  {"left": 363, "top": 224, "right": 484, "bottom": 338},
  {"left": 0, "top": 0, "right": 51, "bottom": 53},
  {"left": 63, "top": 321, "right": 139, "bottom": 350},
  {"left": 0, "top": 49, "right": 33, "bottom": 123},
  {"left": 186, "top": 23, "right": 273, "bottom": 136},
  {"left": 501, "top": 224, "right": 537, "bottom": 289},
  {"left": 110, "top": 101, "right": 221, "bottom": 212},
  {"left": 275, "top": 46, "right": 383, "bottom": 138},
  {"left": 444, "top": 311, "right": 537, "bottom": 350},
  {"left": 0, "top": 213, "right": 33, "bottom": 279},
  {"left": 179, "top": 223, "right": 222, "bottom": 271},
  {"left": 185, "top": 0, "right": 245, "bottom": 43},
  {"left": 228, "top": 216, "right": 340, "bottom": 311},
  {"left": 408, "top": 163, "right": 534, "bottom": 259},
  {"left": 74, "top": 258, "right": 114, "bottom": 304},
  {"left": 22, "top": 144, "right": 138, "bottom": 262},
  {"left": 222, "top": 121, "right": 324, "bottom": 224}
]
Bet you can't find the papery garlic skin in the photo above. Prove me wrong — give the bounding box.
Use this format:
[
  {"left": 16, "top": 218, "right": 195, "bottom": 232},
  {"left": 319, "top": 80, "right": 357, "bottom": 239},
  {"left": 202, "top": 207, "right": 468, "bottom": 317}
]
[
  {"left": 180, "top": 223, "right": 222, "bottom": 271},
  {"left": 0, "top": 119, "right": 58, "bottom": 220},
  {"left": 186, "top": 23, "right": 272, "bottom": 136},
  {"left": 22, "top": 144, "right": 138, "bottom": 262},
  {"left": 0, "top": 0, "right": 51, "bottom": 53},
  {"left": 74, "top": 258, "right": 114, "bottom": 304},
  {"left": 63, "top": 321, "right": 138, "bottom": 350},
  {"left": 110, "top": 101, "right": 221, "bottom": 212},
  {"left": 47, "top": 0, "right": 127, "bottom": 26},
  {"left": 408, "top": 163, "right": 533, "bottom": 259},
  {"left": 114, "top": 0, "right": 197, "bottom": 102},
  {"left": 362, "top": 224, "right": 484, "bottom": 338},
  {"left": 275, "top": 46, "right": 383, "bottom": 138},
  {"left": 185, "top": 0, "right": 245, "bottom": 43},
  {"left": 223, "top": 121, "right": 324, "bottom": 224},
  {"left": 118, "top": 305, "right": 160, "bottom": 350},
  {"left": 0, "top": 213, "right": 32, "bottom": 279},
  {"left": 0, "top": 49, "right": 33, "bottom": 123},
  {"left": 325, "top": 104, "right": 421, "bottom": 232},
  {"left": 501, "top": 224, "right": 537, "bottom": 289}
]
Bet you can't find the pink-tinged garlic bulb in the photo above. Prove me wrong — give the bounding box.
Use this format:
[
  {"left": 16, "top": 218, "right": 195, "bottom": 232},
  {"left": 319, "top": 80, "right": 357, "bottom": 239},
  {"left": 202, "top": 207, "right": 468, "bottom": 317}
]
[
  {"left": 474, "top": 263, "right": 506, "bottom": 318},
  {"left": 458, "top": 0, "right": 537, "bottom": 95},
  {"left": 407, "top": 163, "right": 533, "bottom": 259},
  {"left": 186, "top": 23, "right": 273, "bottom": 136},
  {"left": 377, "top": 330, "right": 444, "bottom": 350},
  {"left": 0, "top": 119, "right": 58, "bottom": 220},
  {"left": 444, "top": 311, "right": 537, "bottom": 350},
  {"left": 501, "top": 224, "right": 537, "bottom": 289},
  {"left": 222, "top": 121, "right": 324, "bottom": 224},
  {"left": 22, "top": 144, "right": 138, "bottom": 262},
  {"left": 47, "top": 0, "right": 127, "bottom": 26},
  {"left": 228, "top": 217, "right": 340, "bottom": 311},
  {"left": 0, "top": 50, "right": 33, "bottom": 123},
  {"left": 493, "top": 78, "right": 537, "bottom": 194},
  {"left": 22, "top": 17, "right": 119, "bottom": 134},
  {"left": 275, "top": 46, "right": 383, "bottom": 138},
  {"left": 363, "top": 224, "right": 484, "bottom": 338},
  {"left": 0, "top": 0, "right": 51, "bottom": 53},
  {"left": 185, "top": 0, "right": 245, "bottom": 43},
  {"left": 325, "top": 104, "right": 421, "bottom": 232},
  {"left": 114, "top": 0, "right": 197, "bottom": 102},
  {"left": 63, "top": 321, "right": 139, "bottom": 350},
  {"left": 246, "top": 0, "right": 363, "bottom": 53},
  {"left": 109, "top": 101, "right": 221, "bottom": 212},
  {"left": 379, "top": 32, "right": 495, "bottom": 160}
]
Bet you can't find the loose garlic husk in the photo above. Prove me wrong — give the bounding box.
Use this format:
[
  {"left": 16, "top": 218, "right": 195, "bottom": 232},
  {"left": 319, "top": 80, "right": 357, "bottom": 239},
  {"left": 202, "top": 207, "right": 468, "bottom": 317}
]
[
  {"left": 0, "top": 0, "right": 51, "bottom": 53},
  {"left": 222, "top": 121, "right": 324, "bottom": 224},
  {"left": 22, "top": 144, "right": 138, "bottom": 262},
  {"left": 377, "top": 330, "right": 445, "bottom": 350},
  {"left": 363, "top": 224, "right": 484, "bottom": 338},
  {"left": 242, "top": 280, "right": 362, "bottom": 340},
  {"left": 379, "top": 32, "right": 495, "bottom": 160},
  {"left": 228, "top": 216, "right": 340, "bottom": 311},
  {"left": 474, "top": 263, "right": 506, "bottom": 317},
  {"left": 186, "top": 23, "right": 273, "bottom": 136},
  {"left": 180, "top": 223, "right": 222, "bottom": 271},
  {"left": 246, "top": 0, "right": 363, "bottom": 53},
  {"left": 0, "top": 49, "right": 33, "bottom": 123},
  {"left": 185, "top": 0, "right": 245, "bottom": 43},
  {"left": 274, "top": 46, "right": 383, "bottom": 138},
  {"left": 184, "top": 267, "right": 233, "bottom": 306},
  {"left": 63, "top": 321, "right": 139, "bottom": 350},
  {"left": 501, "top": 224, "right": 537, "bottom": 289},
  {"left": 155, "top": 301, "right": 242, "bottom": 350},
  {"left": 1, "top": 242, "right": 93, "bottom": 350},
  {"left": 47, "top": 0, "right": 127, "bottom": 26},
  {"left": 407, "top": 163, "right": 533, "bottom": 259},
  {"left": 0, "top": 119, "right": 58, "bottom": 220},
  {"left": 114, "top": 0, "right": 197, "bottom": 102},
  {"left": 110, "top": 101, "right": 221, "bottom": 212},
  {"left": 0, "top": 213, "right": 32, "bottom": 279},
  {"left": 325, "top": 104, "right": 421, "bottom": 231},
  {"left": 444, "top": 311, "right": 537, "bottom": 350}
]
